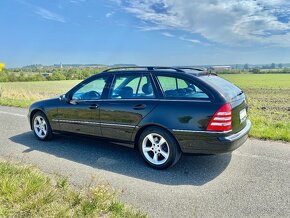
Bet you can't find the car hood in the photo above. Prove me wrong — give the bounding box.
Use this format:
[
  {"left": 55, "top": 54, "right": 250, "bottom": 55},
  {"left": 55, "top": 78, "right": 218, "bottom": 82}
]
[{"left": 29, "top": 97, "right": 60, "bottom": 112}]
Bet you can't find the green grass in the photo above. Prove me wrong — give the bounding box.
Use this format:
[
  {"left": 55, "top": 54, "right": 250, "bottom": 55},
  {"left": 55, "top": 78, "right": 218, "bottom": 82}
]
[
  {"left": 222, "top": 74, "right": 290, "bottom": 142},
  {"left": 0, "top": 74, "right": 289, "bottom": 141},
  {"left": 0, "top": 80, "right": 79, "bottom": 107},
  {"left": 0, "top": 161, "right": 146, "bottom": 218},
  {"left": 221, "top": 74, "right": 290, "bottom": 89}
]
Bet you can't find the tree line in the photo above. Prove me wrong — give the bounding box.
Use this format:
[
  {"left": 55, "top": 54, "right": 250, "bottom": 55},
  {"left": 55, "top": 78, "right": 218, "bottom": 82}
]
[
  {"left": 0, "top": 68, "right": 106, "bottom": 82},
  {"left": 1, "top": 67, "right": 290, "bottom": 82}
]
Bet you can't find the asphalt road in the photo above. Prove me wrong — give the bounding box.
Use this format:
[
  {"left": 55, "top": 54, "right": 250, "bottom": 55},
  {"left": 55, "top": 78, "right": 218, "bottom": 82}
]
[{"left": 0, "top": 105, "right": 289, "bottom": 217}]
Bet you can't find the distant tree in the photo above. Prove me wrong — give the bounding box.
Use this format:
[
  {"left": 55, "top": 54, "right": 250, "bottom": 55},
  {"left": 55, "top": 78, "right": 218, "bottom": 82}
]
[
  {"left": 251, "top": 68, "right": 261, "bottom": 74},
  {"left": 0, "top": 71, "right": 9, "bottom": 82},
  {"left": 270, "top": 63, "right": 276, "bottom": 69},
  {"left": 243, "top": 64, "right": 249, "bottom": 70},
  {"left": 8, "top": 73, "right": 17, "bottom": 82},
  {"left": 48, "top": 71, "right": 66, "bottom": 81}
]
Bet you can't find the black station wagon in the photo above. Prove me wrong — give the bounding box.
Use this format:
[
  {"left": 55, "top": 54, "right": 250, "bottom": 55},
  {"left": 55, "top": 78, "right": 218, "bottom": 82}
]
[{"left": 28, "top": 67, "right": 251, "bottom": 169}]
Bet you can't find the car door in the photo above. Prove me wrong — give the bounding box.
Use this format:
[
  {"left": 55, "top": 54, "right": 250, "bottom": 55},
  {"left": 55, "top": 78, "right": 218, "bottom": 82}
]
[
  {"left": 99, "top": 73, "right": 159, "bottom": 141},
  {"left": 57, "top": 74, "right": 111, "bottom": 136}
]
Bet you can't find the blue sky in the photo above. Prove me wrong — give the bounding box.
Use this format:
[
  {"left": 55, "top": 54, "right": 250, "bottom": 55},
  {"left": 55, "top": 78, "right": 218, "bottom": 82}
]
[{"left": 1, "top": 0, "right": 290, "bottom": 67}]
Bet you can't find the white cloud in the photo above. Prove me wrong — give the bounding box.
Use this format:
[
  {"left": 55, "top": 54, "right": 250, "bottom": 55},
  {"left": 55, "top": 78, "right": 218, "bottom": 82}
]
[
  {"left": 179, "top": 36, "right": 201, "bottom": 44},
  {"left": 35, "top": 7, "right": 65, "bottom": 23},
  {"left": 70, "top": 0, "right": 86, "bottom": 3},
  {"left": 162, "top": 32, "right": 174, "bottom": 37},
  {"left": 105, "top": 12, "right": 115, "bottom": 18},
  {"left": 116, "top": 0, "right": 290, "bottom": 47}
]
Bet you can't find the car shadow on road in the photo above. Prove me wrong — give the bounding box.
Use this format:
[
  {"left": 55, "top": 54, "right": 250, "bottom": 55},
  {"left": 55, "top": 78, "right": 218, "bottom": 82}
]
[{"left": 10, "top": 132, "right": 232, "bottom": 186}]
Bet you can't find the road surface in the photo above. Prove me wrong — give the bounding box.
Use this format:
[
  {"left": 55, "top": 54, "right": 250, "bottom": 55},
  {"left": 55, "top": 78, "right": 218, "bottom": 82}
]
[{"left": 0, "top": 106, "right": 289, "bottom": 217}]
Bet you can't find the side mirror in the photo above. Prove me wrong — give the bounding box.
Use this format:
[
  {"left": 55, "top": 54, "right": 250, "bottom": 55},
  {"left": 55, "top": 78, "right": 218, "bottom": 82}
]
[
  {"left": 59, "top": 94, "right": 66, "bottom": 101},
  {"left": 60, "top": 94, "right": 71, "bottom": 103}
]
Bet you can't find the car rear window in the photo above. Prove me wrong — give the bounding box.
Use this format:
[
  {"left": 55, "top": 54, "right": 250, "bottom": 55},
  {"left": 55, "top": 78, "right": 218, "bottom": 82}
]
[
  {"left": 199, "top": 75, "right": 242, "bottom": 100},
  {"left": 157, "top": 75, "right": 209, "bottom": 99}
]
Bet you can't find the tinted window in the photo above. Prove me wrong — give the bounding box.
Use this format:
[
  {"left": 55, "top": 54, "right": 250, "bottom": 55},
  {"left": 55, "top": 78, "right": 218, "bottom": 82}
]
[
  {"left": 157, "top": 76, "right": 209, "bottom": 99},
  {"left": 72, "top": 76, "right": 108, "bottom": 100},
  {"left": 199, "top": 75, "right": 242, "bottom": 100},
  {"left": 110, "top": 75, "right": 155, "bottom": 99}
]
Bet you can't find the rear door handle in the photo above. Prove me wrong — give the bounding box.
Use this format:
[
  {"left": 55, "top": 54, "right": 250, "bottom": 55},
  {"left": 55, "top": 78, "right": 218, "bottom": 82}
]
[
  {"left": 89, "top": 104, "right": 99, "bottom": 109},
  {"left": 133, "top": 104, "right": 146, "bottom": 110}
]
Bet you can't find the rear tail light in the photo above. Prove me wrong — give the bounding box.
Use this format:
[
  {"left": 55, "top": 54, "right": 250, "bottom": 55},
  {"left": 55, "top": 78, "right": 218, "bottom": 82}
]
[{"left": 206, "top": 103, "right": 232, "bottom": 132}]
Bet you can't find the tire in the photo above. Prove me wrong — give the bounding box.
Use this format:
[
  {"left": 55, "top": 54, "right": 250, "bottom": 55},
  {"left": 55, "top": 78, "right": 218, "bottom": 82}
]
[
  {"left": 32, "top": 111, "right": 53, "bottom": 141},
  {"left": 138, "top": 127, "right": 181, "bottom": 170}
]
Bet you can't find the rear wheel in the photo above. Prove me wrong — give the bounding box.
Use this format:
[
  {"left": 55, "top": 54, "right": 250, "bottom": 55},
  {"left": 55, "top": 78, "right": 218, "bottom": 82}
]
[
  {"left": 138, "top": 127, "right": 181, "bottom": 169},
  {"left": 32, "top": 112, "right": 53, "bottom": 141}
]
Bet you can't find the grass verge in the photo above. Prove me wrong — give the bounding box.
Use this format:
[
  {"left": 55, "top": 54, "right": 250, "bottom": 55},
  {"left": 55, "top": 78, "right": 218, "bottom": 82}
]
[
  {"left": 0, "top": 98, "right": 33, "bottom": 108},
  {"left": 0, "top": 161, "right": 146, "bottom": 218}
]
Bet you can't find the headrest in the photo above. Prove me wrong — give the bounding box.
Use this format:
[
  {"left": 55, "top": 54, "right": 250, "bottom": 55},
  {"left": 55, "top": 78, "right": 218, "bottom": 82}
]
[
  {"left": 142, "top": 83, "right": 153, "bottom": 95},
  {"left": 119, "top": 86, "right": 133, "bottom": 98}
]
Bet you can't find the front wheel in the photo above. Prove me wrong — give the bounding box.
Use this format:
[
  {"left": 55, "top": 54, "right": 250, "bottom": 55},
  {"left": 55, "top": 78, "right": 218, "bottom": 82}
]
[
  {"left": 138, "top": 127, "right": 181, "bottom": 170},
  {"left": 32, "top": 112, "right": 53, "bottom": 141}
]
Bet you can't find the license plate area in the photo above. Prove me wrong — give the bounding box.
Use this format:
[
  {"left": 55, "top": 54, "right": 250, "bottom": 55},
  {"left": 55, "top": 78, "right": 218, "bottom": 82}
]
[{"left": 240, "top": 108, "right": 247, "bottom": 123}]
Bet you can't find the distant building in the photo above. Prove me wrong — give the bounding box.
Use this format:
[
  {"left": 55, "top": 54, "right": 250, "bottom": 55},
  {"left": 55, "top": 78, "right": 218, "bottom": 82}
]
[{"left": 211, "top": 66, "right": 232, "bottom": 71}]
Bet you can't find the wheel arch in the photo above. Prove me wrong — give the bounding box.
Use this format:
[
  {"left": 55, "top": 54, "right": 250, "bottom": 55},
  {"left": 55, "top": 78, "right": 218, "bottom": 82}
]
[
  {"left": 29, "top": 108, "right": 48, "bottom": 129},
  {"left": 133, "top": 123, "right": 180, "bottom": 149}
]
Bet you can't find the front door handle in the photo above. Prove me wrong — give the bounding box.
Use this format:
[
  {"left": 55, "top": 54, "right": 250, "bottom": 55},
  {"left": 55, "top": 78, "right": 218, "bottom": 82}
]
[
  {"left": 133, "top": 104, "right": 146, "bottom": 110},
  {"left": 89, "top": 104, "right": 99, "bottom": 109}
]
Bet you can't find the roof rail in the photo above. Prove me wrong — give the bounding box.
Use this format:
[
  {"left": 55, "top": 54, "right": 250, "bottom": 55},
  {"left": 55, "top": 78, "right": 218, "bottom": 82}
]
[
  {"left": 103, "top": 66, "right": 184, "bottom": 72},
  {"left": 177, "top": 67, "right": 205, "bottom": 72},
  {"left": 178, "top": 67, "right": 218, "bottom": 76}
]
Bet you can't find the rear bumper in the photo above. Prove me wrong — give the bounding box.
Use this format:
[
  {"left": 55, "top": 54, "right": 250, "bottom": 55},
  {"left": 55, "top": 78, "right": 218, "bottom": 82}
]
[{"left": 173, "top": 120, "right": 251, "bottom": 154}]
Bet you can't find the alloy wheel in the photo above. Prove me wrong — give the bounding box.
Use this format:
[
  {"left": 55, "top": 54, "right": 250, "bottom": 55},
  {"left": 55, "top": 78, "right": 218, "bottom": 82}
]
[
  {"left": 33, "top": 115, "right": 48, "bottom": 139},
  {"left": 142, "top": 133, "right": 170, "bottom": 165}
]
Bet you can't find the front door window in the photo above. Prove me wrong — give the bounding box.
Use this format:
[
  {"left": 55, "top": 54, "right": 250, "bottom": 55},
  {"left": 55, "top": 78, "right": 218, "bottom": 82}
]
[{"left": 72, "top": 76, "right": 108, "bottom": 100}]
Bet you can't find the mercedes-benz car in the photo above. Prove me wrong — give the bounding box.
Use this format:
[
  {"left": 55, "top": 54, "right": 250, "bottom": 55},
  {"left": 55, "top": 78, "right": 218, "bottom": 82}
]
[{"left": 28, "top": 67, "right": 251, "bottom": 169}]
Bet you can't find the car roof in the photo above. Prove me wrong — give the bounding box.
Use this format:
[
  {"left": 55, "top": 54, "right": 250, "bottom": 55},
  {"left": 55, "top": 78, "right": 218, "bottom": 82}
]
[{"left": 101, "top": 66, "right": 214, "bottom": 77}]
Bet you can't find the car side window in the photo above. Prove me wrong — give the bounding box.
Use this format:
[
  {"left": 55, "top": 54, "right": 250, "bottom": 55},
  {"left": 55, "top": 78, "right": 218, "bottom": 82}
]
[
  {"left": 72, "top": 76, "right": 108, "bottom": 100},
  {"left": 110, "top": 75, "right": 155, "bottom": 99},
  {"left": 157, "top": 76, "right": 209, "bottom": 99}
]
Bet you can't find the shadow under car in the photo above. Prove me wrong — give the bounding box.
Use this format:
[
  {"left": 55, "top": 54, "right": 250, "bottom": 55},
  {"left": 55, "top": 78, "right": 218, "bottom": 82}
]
[{"left": 9, "top": 132, "right": 232, "bottom": 186}]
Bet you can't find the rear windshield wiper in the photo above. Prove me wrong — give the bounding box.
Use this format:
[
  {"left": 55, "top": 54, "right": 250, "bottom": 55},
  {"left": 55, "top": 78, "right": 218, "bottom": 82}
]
[{"left": 237, "top": 90, "right": 244, "bottom": 96}]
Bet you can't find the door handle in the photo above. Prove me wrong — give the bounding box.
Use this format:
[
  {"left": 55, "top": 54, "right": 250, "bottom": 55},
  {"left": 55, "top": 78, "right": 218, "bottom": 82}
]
[
  {"left": 89, "top": 104, "right": 99, "bottom": 109},
  {"left": 133, "top": 104, "right": 146, "bottom": 110}
]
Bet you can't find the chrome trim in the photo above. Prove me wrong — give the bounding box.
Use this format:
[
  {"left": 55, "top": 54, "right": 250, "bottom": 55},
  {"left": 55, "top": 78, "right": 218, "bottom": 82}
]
[
  {"left": 220, "top": 120, "right": 251, "bottom": 142},
  {"left": 52, "top": 119, "right": 100, "bottom": 125},
  {"left": 57, "top": 98, "right": 210, "bottom": 103},
  {"left": 71, "top": 98, "right": 210, "bottom": 103},
  {"left": 172, "top": 129, "right": 232, "bottom": 134},
  {"left": 101, "top": 123, "right": 136, "bottom": 128},
  {"left": 52, "top": 119, "right": 135, "bottom": 128},
  {"left": 70, "top": 99, "right": 101, "bottom": 102},
  {"left": 159, "top": 99, "right": 211, "bottom": 102},
  {"left": 103, "top": 98, "right": 157, "bottom": 101}
]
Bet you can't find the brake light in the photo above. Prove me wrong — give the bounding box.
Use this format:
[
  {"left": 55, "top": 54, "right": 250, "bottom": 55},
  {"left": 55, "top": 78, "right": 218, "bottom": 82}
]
[{"left": 206, "top": 103, "right": 232, "bottom": 132}]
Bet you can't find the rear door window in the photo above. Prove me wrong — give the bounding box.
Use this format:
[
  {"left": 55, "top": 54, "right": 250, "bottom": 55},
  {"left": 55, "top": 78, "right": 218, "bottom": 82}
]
[
  {"left": 157, "top": 76, "right": 209, "bottom": 99},
  {"left": 110, "top": 74, "right": 155, "bottom": 99}
]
